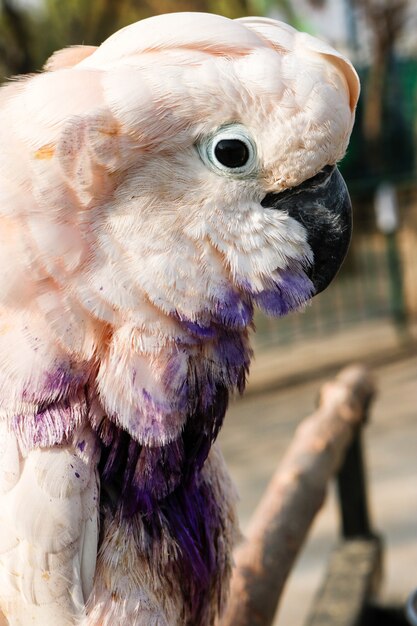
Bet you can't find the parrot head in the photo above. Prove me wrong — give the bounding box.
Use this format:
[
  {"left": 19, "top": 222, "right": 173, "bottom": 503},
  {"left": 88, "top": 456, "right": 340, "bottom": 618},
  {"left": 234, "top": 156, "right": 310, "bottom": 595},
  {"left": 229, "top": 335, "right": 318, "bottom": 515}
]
[
  {"left": 1, "top": 12, "right": 359, "bottom": 332},
  {"left": 72, "top": 13, "right": 358, "bottom": 319},
  {"left": 56, "top": 13, "right": 359, "bottom": 328}
]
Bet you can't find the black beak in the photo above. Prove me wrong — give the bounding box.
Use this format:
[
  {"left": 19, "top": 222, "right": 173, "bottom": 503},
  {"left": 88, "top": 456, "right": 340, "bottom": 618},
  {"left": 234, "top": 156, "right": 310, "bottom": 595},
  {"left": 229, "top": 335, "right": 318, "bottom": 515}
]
[{"left": 261, "top": 165, "right": 352, "bottom": 295}]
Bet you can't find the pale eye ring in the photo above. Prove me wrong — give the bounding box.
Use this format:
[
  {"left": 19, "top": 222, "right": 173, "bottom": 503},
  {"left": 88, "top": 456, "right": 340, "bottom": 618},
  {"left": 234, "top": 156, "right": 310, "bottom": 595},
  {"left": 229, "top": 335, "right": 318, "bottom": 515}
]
[{"left": 198, "top": 125, "right": 258, "bottom": 177}]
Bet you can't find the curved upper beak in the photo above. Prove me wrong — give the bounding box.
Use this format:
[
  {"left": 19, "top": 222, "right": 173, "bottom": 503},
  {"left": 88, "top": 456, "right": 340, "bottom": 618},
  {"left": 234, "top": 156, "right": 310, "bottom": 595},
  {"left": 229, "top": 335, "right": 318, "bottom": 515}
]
[{"left": 261, "top": 165, "right": 352, "bottom": 295}]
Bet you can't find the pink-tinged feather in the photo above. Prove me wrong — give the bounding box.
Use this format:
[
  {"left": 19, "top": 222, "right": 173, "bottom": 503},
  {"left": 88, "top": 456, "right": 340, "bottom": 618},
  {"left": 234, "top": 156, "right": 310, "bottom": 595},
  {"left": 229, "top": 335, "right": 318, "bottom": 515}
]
[{"left": 44, "top": 45, "right": 98, "bottom": 71}]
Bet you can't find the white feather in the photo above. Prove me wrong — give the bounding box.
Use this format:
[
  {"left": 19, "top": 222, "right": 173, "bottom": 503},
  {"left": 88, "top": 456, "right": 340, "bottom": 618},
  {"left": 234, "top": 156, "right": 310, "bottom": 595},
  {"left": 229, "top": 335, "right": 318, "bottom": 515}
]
[{"left": 0, "top": 425, "right": 99, "bottom": 624}]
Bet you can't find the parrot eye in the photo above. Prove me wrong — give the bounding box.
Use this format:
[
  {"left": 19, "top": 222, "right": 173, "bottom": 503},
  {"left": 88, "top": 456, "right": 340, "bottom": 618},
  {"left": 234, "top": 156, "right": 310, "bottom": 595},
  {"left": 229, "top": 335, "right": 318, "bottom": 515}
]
[
  {"left": 197, "top": 125, "right": 258, "bottom": 177},
  {"left": 214, "top": 139, "right": 249, "bottom": 168}
]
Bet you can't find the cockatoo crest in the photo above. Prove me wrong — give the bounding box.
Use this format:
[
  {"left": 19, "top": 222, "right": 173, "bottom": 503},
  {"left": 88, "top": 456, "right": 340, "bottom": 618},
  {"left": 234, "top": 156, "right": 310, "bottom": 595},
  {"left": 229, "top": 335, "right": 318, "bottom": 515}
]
[{"left": 0, "top": 13, "right": 359, "bottom": 626}]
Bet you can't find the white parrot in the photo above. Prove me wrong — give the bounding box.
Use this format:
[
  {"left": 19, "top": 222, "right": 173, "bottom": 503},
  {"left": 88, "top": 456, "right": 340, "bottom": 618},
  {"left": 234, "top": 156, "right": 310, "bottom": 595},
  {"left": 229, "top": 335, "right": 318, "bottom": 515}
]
[{"left": 0, "top": 12, "right": 359, "bottom": 626}]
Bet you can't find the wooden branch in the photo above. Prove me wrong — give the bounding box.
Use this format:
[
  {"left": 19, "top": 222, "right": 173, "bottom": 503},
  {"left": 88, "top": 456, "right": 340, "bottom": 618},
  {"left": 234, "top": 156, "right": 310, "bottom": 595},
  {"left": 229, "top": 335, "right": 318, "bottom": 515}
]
[
  {"left": 220, "top": 365, "right": 376, "bottom": 626},
  {"left": 305, "top": 538, "right": 382, "bottom": 626}
]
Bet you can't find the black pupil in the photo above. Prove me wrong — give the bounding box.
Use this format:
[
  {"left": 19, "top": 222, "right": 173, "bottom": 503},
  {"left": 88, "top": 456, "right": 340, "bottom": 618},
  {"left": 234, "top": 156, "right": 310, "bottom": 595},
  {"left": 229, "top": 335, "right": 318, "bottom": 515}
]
[{"left": 214, "top": 139, "right": 250, "bottom": 168}]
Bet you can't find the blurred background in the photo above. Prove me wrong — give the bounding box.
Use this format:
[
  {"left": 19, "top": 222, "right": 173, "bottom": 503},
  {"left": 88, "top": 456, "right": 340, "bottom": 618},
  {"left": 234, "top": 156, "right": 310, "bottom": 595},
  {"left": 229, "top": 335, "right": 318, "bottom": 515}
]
[{"left": 1, "top": 1, "right": 416, "bottom": 625}]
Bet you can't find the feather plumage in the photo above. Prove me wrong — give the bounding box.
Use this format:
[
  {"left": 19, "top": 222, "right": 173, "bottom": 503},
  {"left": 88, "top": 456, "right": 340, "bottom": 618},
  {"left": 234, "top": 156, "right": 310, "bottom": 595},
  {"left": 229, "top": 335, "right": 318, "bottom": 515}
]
[{"left": 0, "top": 12, "right": 359, "bottom": 625}]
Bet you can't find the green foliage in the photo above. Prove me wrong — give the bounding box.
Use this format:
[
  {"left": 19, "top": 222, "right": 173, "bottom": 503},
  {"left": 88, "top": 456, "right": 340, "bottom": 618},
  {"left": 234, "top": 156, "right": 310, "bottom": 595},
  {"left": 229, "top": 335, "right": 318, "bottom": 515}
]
[
  {"left": 340, "top": 58, "right": 417, "bottom": 191},
  {"left": 0, "top": 0, "right": 296, "bottom": 80},
  {"left": 0, "top": 0, "right": 33, "bottom": 76}
]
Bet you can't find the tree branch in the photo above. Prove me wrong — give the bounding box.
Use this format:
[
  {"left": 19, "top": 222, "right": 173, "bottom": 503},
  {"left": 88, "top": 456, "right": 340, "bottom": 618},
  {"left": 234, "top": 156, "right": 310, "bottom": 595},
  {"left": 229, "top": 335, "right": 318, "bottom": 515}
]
[{"left": 221, "top": 365, "right": 376, "bottom": 626}]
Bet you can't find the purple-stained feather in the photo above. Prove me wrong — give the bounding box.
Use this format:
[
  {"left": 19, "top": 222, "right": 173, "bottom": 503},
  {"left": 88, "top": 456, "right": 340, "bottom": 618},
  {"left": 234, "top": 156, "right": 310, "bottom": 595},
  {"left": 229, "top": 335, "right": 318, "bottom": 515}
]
[
  {"left": 252, "top": 269, "right": 314, "bottom": 316},
  {"left": 11, "top": 272, "right": 304, "bottom": 620},
  {"left": 97, "top": 338, "right": 240, "bottom": 625}
]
